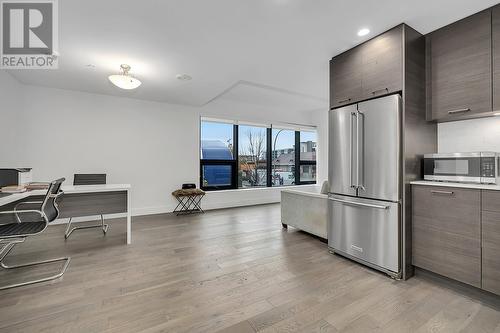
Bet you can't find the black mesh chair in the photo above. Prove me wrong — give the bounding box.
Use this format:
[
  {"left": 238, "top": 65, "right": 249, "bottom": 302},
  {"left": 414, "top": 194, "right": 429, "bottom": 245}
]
[
  {"left": 0, "top": 178, "right": 70, "bottom": 290},
  {"left": 64, "top": 174, "right": 108, "bottom": 239}
]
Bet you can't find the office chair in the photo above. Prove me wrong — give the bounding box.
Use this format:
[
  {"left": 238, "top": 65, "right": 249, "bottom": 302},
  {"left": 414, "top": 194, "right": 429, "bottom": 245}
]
[
  {"left": 0, "top": 178, "right": 71, "bottom": 290},
  {"left": 64, "top": 174, "right": 108, "bottom": 239}
]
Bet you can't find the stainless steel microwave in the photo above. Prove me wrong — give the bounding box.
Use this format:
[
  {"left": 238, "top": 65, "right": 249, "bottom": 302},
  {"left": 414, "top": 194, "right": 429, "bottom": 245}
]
[{"left": 423, "top": 152, "right": 499, "bottom": 184}]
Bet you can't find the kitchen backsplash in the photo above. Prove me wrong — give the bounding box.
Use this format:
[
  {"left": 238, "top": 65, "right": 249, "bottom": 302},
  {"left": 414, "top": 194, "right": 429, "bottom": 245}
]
[{"left": 438, "top": 116, "right": 500, "bottom": 153}]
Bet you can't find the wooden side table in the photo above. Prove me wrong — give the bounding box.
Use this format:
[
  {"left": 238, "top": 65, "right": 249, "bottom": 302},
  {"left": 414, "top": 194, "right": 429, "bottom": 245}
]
[{"left": 172, "top": 189, "right": 205, "bottom": 216}]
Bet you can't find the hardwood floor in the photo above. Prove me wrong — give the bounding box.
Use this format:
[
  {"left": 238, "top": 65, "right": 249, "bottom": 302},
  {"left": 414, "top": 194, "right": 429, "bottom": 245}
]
[{"left": 0, "top": 203, "right": 499, "bottom": 332}]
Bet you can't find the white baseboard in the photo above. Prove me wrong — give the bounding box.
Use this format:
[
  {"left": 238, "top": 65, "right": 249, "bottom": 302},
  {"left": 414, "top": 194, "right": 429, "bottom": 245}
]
[
  {"left": 51, "top": 195, "right": 284, "bottom": 225},
  {"left": 202, "top": 198, "right": 280, "bottom": 210}
]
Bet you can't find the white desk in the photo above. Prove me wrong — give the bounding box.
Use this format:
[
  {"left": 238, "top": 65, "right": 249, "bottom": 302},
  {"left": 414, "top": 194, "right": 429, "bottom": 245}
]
[{"left": 0, "top": 184, "right": 132, "bottom": 244}]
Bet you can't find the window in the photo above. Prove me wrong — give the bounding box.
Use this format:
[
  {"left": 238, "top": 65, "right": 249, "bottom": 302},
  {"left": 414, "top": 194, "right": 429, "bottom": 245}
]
[
  {"left": 200, "top": 121, "right": 236, "bottom": 190},
  {"left": 238, "top": 125, "right": 267, "bottom": 188},
  {"left": 200, "top": 119, "right": 317, "bottom": 191},
  {"left": 297, "top": 130, "right": 317, "bottom": 184},
  {"left": 271, "top": 129, "right": 295, "bottom": 186}
]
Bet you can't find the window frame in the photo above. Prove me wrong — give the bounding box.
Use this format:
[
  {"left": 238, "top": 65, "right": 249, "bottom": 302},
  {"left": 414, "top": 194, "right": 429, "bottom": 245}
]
[
  {"left": 237, "top": 124, "right": 269, "bottom": 189},
  {"left": 200, "top": 120, "right": 317, "bottom": 191},
  {"left": 296, "top": 130, "right": 317, "bottom": 185},
  {"left": 200, "top": 123, "right": 238, "bottom": 191},
  {"left": 270, "top": 127, "right": 298, "bottom": 187}
]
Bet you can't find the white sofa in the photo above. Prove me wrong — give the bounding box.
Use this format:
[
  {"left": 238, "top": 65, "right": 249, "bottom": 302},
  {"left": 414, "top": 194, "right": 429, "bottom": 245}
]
[{"left": 280, "top": 186, "right": 328, "bottom": 239}]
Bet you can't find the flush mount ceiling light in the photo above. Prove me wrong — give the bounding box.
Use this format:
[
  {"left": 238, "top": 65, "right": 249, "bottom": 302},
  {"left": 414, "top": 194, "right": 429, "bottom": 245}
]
[
  {"left": 357, "top": 28, "right": 370, "bottom": 37},
  {"left": 108, "top": 64, "right": 142, "bottom": 90}
]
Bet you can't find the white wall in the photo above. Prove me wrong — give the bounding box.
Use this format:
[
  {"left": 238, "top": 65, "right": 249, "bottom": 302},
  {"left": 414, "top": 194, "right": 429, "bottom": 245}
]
[
  {"left": 311, "top": 109, "right": 329, "bottom": 185},
  {"left": 0, "top": 72, "right": 24, "bottom": 162},
  {"left": 438, "top": 117, "right": 500, "bottom": 153},
  {"left": 1, "top": 74, "right": 325, "bottom": 216}
]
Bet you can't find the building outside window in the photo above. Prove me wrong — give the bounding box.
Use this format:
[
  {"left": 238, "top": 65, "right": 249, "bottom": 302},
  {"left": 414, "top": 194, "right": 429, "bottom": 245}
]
[
  {"left": 200, "top": 121, "right": 236, "bottom": 189},
  {"left": 298, "top": 130, "right": 317, "bottom": 183},
  {"left": 271, "top": 128, "right": 296, "bottom": 186}
]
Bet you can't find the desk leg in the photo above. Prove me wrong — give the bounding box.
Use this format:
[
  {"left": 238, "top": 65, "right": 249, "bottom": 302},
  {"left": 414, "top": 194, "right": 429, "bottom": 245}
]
[{"left": 127, "top": 190, "right": 131, "bottom": 244}]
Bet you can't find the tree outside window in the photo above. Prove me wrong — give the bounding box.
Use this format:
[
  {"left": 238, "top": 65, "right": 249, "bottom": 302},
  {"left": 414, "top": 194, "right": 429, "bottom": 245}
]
[{"left": 238, "top": 125, "right": 267, "bottom": 188}]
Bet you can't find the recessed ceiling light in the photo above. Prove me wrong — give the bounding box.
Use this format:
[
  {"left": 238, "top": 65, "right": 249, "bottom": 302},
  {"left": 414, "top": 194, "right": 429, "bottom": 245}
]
[
  {"left": 108, "top": 64, "right": 142, "bottom": 90},
  {"left": 176, "top": 74, "right": 192, "bottom": 81},
  {"left": 357, "top": 28, "right": 370, "bottom": 37}
]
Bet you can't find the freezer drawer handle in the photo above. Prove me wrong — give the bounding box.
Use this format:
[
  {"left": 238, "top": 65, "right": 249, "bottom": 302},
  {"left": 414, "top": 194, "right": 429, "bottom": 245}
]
[
  {"left": 430, "top": 190, "right": 454, "bottom": 196},
  {"left": 328, "top": 197, "right": 389, "bottom": 210}
]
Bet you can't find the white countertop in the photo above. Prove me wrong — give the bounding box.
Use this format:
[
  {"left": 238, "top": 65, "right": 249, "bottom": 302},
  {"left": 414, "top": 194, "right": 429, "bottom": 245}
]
[
  {"left": 410, "top": 180, "right": 500, "bottom": 191},
  {"left": 0, "top": 184, "right": 131, "bottom": 207}
]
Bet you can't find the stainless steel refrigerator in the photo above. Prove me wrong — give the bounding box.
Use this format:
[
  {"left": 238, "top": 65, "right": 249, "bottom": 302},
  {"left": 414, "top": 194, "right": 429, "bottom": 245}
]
[{"left": 328, "top": 94, "right": 401, "bottom": 278}]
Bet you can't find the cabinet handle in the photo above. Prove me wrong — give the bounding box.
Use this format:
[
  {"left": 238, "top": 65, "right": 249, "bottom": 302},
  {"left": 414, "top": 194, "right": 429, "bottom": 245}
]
[
  {"left": 447, "top": 108, "right": 470, "bottom": 115},
  {"left": 372, "top": 88, "right": 389, "bottom": 95},
  {"left": 430, "top": 190, "right": 454, "bottom": 195},
  {"left": 338, "top": 98, "right": 352, "bottom": 104}
]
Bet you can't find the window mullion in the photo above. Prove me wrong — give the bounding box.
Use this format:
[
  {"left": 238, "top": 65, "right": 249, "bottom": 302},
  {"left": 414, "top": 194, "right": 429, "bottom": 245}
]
[
  {"left": 295, "top": 131, "right": 300, "bottom": 185},
  {"left": 266, "top": 128, "right": 272, "bottom": 187},
  {"left": 233, "top": 124, "right": 239, "bottom": 189}
]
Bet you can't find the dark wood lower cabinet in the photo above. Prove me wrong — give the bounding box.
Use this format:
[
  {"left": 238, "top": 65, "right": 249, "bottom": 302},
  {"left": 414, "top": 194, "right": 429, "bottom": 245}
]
[
  {"left": 413, "top": 186, "right": 500, "bottom": 295},
  {"left": 481, "top": 190, "right": 500, "bottom": 295},
  {"left": 482, "top": 211, "right": 500, "bottom": 295},
  {"left": 412, "top": 185, "right": 481, "bottom": 288}
]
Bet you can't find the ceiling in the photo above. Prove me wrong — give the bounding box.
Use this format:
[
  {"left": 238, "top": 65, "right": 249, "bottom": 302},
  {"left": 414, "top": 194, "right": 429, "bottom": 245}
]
[{"left": 7, "top": 0, "right": 499, "bottom": 109}]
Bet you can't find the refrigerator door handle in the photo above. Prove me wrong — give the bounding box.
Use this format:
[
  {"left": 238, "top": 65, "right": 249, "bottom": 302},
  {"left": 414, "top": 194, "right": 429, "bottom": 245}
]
[
  {"left": 328, "top": 197, "right": 389, "bottom": 210},
  {"left": 357, "top": 111, "right": 365, "bottom": 191},
  {"left": 350, "top": 111, "right": 357, "bottom": 189}
]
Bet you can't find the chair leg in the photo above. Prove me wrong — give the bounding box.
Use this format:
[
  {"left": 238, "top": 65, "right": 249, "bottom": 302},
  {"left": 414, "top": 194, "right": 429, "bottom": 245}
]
[
  {"left": 64, "top": 217, "right": 73, "bottom": 239},
  {"left": 0, "top": 238, "right": 24, "bottom": 262},
  {"left": 64, "top": 215, "right": 109, "bottom": 239},
  {"left": 100, "top": 215, "right": 109, "bottom": 234},
  {"left": 0, "top": 240, "right": 71, "bottom": 290}
]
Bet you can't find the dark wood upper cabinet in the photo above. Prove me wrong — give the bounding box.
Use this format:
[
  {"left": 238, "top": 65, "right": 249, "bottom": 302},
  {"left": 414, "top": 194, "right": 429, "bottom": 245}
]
[
  {"left": 493, "top": 6, "right": 500, "bottom": 111},
  {"left": 361, "top": 26, "right": 403, "bottom": 99},
  {"left": 330, "top": 26, "right": 403, "bottom": 108},
  {"left": 330, "top": 47, "right": 363, "bottom": 108},
  {"left": 427, "top": 10, "right": 492, "bottom": 121}
]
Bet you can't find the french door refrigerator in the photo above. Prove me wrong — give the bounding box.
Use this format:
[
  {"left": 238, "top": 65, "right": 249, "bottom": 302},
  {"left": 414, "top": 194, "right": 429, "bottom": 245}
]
[{"left": 328, "top": 94, "right": 401, "bottom": 278}]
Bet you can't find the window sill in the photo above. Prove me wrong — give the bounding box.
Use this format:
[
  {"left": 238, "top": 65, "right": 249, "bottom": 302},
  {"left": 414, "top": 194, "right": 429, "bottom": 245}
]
[{"left": 204, "top": 184, "right": 317, "bottom": 194}]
